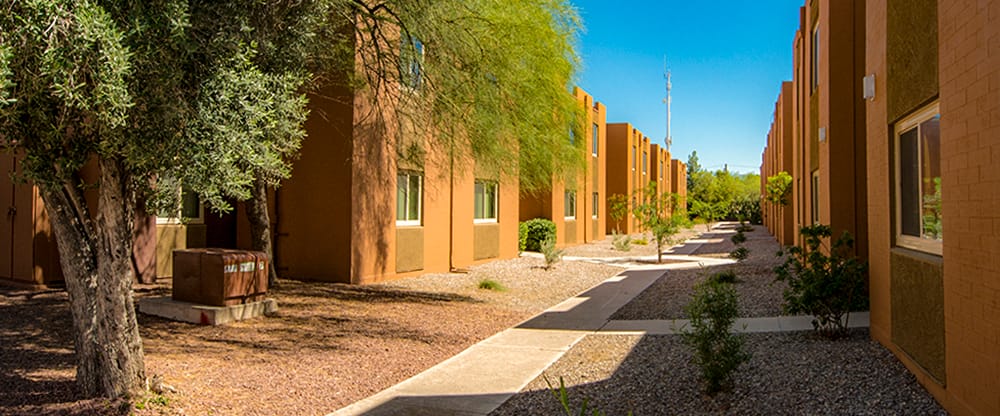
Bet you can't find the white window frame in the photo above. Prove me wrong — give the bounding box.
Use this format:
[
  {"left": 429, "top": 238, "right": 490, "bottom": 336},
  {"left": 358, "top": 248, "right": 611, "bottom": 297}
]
[
  {"left": 894, "top": 102, "right": 942, "bottom": 255},
  {"left": 401, "top": 36, "right": 425, "bottom": 91},
  {"left": 592, "top": 192, "right": 599, "bottom": 219},
  {"left": 474, "top": 180, "right": 499, "bottom": 224},
  {"left": 631, "top": 145, "right": 637, "bottom": 171},
  {"left": 564, "top": 190, "right": 577, "bottom": 220},
  {"left": 396, "top": 171, "right": 423, "bottom": 226},
  {"left": 591, "top": 123, "right": 599, "bottom": 157},
  {"left": 642, "top": 151, "right": 648, "bottom": 175},
  {"left": 811, "top": 23, "right": 820, "bottom": 91}
]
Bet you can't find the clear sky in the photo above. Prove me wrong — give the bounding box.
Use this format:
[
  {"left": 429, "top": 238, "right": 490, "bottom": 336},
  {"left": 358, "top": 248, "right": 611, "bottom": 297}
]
[{"left": 571, "top": 0, "right": 804, "bottom": 174}]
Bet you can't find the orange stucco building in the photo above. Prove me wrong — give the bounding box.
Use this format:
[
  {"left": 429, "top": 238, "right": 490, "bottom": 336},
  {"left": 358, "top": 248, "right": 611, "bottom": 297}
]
[
  {"left": 864, "top": 0, "right": 1000, "bottom": 414},
  {"left": 762, "top": 0, "right": 1000, "bottom": 414},
  {"left": 519, "top": 87, "right": 607, "bottom": 247},
  {"left": 761, "top": 82, "right": 795, "bottom": 246},
  {"left": 605, "top": 123, "right": 651, "bottom": 234},
  {"left": 669, "top": 159, "right": 687, "bottom": 211}
]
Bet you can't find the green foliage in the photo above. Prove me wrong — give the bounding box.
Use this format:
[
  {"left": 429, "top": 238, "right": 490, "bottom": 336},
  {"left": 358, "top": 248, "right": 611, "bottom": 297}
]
[
  {"left": 134, "top": 393, "right": 169, "bottom": 411},
  {"left": 632, "top": 182, "right": 686, "bottom": 263},
  {"left": 774, "top": 225, "right": 869, "bottom": 337},
  {"left": 477, "top": 279, "right": 506, "bottom": 291},
  {"left": 729, "top": 246, "right": 749, "bottom": 262},
  {"left": 545, "top": 376, "right": 628, "bottom": 416},
  {"left": 922, "top": 177, "right": 942, "bottom": 239},
  {"left": 631, "top": 237, "right": 648, "bottom": 246},
  {"left": 681, "top": 278, "right": 750, "bottom": 394},
  {"left": 765, "top": 171, "right": 794, "bottom": 206},
  {"left": 540, "top": 235, "right": 564, "bottom": 270},
  {"left": 686, "top": 156, "right": 761, "bottom": 224},
  {"left": 607, "top": 193, "right": 629, "bottom": 233},
  {"left": 611, "top": 230, "right": 632, "bottom": 252},
  {"left": 520, "top": 218, "right": 557, "bottom": 252},
  {"left": 736, "top": 222, "right": 755, "bottom": 233},
  {"left": 731, "top": 231, "right": 747, "bottom": 245},
  {"left": 708, "top": 270, "right": 739, "bottom": 284}
]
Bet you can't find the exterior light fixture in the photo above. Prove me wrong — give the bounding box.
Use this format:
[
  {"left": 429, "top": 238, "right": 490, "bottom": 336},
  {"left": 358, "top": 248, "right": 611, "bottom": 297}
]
[{"left": 863, "top": 74, "right": 876, "bottom": 100}]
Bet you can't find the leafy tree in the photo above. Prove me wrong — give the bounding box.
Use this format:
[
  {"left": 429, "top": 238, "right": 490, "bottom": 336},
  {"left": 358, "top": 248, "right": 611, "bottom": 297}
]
[
  {"left": 632, "top": 182, "right": 687, "bottom": 263},
  {"left": 765, "top": 171, "right": 794, "bottom": 206},
  {"left": 607, "top": 193, "right": 629, "bottom": 233}
]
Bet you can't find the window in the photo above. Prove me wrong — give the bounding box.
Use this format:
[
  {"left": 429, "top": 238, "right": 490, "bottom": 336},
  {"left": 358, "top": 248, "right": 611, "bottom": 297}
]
[
  {"left": 592, "top": 192, "right": 599, "bottom": 218},
  {"left": 157, "top": 188, "right": 204, "bottom": 224},
  {"left": 895, "top": 102, "right": 941, "bottom": 254},
  {"left": 811, "top": 170, "right": 820, "bottom": 224},
  {"left": 642, "top": 152, "right": 648, "bottom": 174},
  {"left": 396, "top": 172, "right": 422, "bottom": 225},
  {"left": 591, "top": 123, "right": 599, "bottom": 156},
  {"left": 569, "top": 127, "right": 575, "bottom": 145},
  {"left": 474, "top": 180, "right": 498, "bottom": 222},
  {"left": 564, "top": 190, "right": 577, "bottom": 219},
  {"left": 632, "top": 146, "right": 637, "bottom": 171},
  {"left": 401, "top": 36, "right": 424, "bottom": 89},
  {"left": 660, "top": 160, "right": 664, "bottom": 180},
  {"left": 811, "top": 24, "right": 820, "bottom": 91}
]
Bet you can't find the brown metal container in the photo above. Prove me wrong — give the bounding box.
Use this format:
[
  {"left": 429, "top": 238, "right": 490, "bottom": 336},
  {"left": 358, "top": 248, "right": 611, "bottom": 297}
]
[{"left": 172, "top": 249, "right": 268, "bottom": 306}]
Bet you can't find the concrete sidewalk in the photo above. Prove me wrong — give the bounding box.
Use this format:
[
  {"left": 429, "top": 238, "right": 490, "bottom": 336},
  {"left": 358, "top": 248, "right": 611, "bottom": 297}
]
[{"left": 329, "top": 230, "right": 869, "bottom": 416}]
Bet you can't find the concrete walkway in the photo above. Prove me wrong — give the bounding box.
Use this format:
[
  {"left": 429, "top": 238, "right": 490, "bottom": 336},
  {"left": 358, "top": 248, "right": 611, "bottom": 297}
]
[{"left": 329, "top": 234, "right": 870, "bottom": 416}]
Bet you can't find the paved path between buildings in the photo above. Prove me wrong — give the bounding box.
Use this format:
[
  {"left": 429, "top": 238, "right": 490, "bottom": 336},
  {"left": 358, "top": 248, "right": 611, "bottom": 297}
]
[{"left": 328, "top": 236, "right": 870, "bottom": 416}]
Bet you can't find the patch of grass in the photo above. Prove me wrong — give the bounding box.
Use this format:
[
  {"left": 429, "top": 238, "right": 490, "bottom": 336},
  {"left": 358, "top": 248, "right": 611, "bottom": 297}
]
[
  {"left": 631, "top": 238, "right": 648, "bottom": 246},
  {"left": 134, "top": 393, "right": 170, "bottom": 411},
  {"left": 477, "top": 279, "right": 507, "bottom": 292}
]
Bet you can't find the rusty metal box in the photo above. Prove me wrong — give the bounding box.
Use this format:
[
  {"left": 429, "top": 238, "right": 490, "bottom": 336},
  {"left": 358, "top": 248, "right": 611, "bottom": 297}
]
[{"left": 172, "top": 249, "right": 268, "bottom": 306}]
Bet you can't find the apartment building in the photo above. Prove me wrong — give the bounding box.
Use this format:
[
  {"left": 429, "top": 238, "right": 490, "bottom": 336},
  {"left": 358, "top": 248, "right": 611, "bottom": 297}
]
[
  {"left": 605, "top": 123, "right": 651, "bottom": 234},
  {"left": 649, "top": 143, "right": 673, "bottom": 214},
  {"left": 0, "top": 157, "right": 158, "bottom": 288},
  {"left": 762, "top": 0, "right": 1000, "bottom": 413},
  {"left": 670, "top": 159, "right": 687, "bottom": 211},
  {"left": 761, "top": 81, "right": 795, "bottom": 246},
  {"left": 864, "top": 1, "right": 1000, "bottom": 414},
  {"left": 519, "top": 87, "right": 607, "bottom": 247}
]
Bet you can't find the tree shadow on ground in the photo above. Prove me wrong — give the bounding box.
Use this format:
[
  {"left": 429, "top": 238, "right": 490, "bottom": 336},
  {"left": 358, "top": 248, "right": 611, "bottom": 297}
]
[
  {"left": 0, "top": 292, "right": 131, "bottom": 415},
  {"left": 274, "top": 280, "right": 482, "bottom": 305}
]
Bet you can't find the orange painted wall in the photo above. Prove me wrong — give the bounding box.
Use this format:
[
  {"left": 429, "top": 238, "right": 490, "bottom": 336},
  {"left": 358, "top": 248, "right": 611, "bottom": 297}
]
[{"left": 606, "top": 123, "right": 651, "bottom": 234}]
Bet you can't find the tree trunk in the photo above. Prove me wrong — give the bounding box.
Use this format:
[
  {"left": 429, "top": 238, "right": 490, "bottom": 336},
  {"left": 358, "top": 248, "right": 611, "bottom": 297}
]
[
  {"left": 40, "top": 157, "right": 146, "bottom": 398},
  {"left": 247, "top": 176, "right": 279, "bottom": 287}
]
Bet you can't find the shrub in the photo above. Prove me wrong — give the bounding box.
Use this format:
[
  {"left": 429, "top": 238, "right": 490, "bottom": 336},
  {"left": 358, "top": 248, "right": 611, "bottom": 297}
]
[
  {"left": 540, "top": 236, "right": 564, "bottom": 270},
  {"left": 729, "top": 246, "right": 749, "bottom": 262},
  {"left": 519, "top": 218, "right": 556, "bottom": 252},
  {"left": 709, "top": 270, "right": 738, "bottom": 284},
  {"left": 681, "top": 278, "right": 750, "bottom": 394},
  {"left": 546, "top": 376, "right": 625, "bottom": 416},
  {"left": 477, "top": 279, "right": 506, "bottom": 291},
  {"left": 730, "top": 231, "right": 747, "bottom": 245},
  {"left": 631, "top": 237, "right": 648, "bottom": 246},
  {"left": 774, "top": 225, "right": 869, "bottom": 337},
  {"left": 611, "top": 230, "right": 632, "bottom": 252},
  {"left": 736, "top": 221, "right": 754, "bottom": 233}
]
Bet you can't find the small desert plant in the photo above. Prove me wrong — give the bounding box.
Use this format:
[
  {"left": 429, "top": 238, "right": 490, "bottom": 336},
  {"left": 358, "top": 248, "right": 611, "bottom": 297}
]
[
  {"left": 519, "top": 218, "right": 557, "bottom": 252},
  {"left": 729, "top": 246, "right": 749, "bottom": 262},
  {"left": 631, "top": 237, "right": 648, "bottom": 246},
  {"left": 540, "top": 236, "right": 564, "bottom": 270},
  {"left": 774, "top": 224, "right": 869, "bottom": 337},
  {"left": 611, "top": 230, "right": 632, "bottom": 251},
  {"left": 736, "top": 221, "right": 754, "bottom": 233},
  {"left": 708, "top": 270, "right": 739, "bottom": 284},
  {"left": 681, "top": 278, "right": 750, "bottom": 394},
  {"left": 546, "top": 376, "right": 628, "bottom": 416},
  {"left": 730, "top": 231, "right": 747, "bottom": 245},
  {"left": 477, "top": 279, "right": 506, "bottom": 291}
]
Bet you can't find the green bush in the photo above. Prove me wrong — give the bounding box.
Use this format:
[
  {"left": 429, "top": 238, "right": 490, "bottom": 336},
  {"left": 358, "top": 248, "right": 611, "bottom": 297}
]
[
  {"left": 519, "top": 218, "right": 556, "bottom": 252},
  {"left": 540, "top": 236, "right": 564, "bottom": 270},
  {"left": 631, "top": 237, "right": 648, "bottom": 246},
  {"left": 729, "top": 246, "right": 749, "bottom": 262},
  {"left": 730, "top": 231, "right": 747, "bottom": 245},
  {"left": 774, "top": 225, "right": 869, "bottom": 337},
  {"left": 611, "top": 230, "right": 632, "bottom": 251},
  {"left": 681, "top": 278, "right": 750, "bottom": 394}
]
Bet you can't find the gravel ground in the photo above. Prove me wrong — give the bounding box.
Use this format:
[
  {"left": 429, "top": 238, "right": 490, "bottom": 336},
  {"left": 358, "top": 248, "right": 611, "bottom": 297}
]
[
  {"left": 490, "top": 329, "right": 947, "bottom": 416},
  {"left": 1, "top": 256, "right": 622, "bottom": 416},
  {"left": 561, "top": 226, "right": 704, "bottom": 259},
  {"left": 612, "top": 223, "right": 789, "bottom": 319}
]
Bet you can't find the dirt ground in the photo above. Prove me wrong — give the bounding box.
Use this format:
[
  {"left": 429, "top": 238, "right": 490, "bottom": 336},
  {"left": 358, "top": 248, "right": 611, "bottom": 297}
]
[{"left": 0, "top": 252, "right": 627, "bottom": 416}]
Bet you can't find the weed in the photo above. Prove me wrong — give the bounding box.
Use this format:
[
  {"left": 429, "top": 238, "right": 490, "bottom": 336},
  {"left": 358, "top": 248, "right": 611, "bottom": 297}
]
[
  {"left": 729, "top": 246, "right": 749, "bottom": 262},
  {"left": 545, "top": 376, "right": 629, "bottom": 416},
  {"left": 631, "top": 237, "right": 648, "bottom": 246},
  {"left": 708, "top": 270, "right": 739, "bottom": 284},
  {"left": 730, "top": 231, "right": 747, "bottom": 245},
  {"left": 611, "top": 230, "right": 632, "bottom": 251},
  {"left": 477, "top": 279, "right": 506, "bottom": 291},
  {"left": 541, "top": 236, "right": 564, "bottom": 270}
]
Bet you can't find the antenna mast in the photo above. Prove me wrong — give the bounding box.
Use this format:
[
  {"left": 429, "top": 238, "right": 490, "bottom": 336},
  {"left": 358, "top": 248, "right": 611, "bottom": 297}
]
[{"left": 663, "top": 57, "right": 673, "bottom": 152}]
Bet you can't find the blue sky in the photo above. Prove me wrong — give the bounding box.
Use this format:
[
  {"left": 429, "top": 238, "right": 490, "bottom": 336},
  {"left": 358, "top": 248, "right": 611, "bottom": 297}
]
[{"left": 570, "top": 0, "right": 804, "bottom": 174}]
